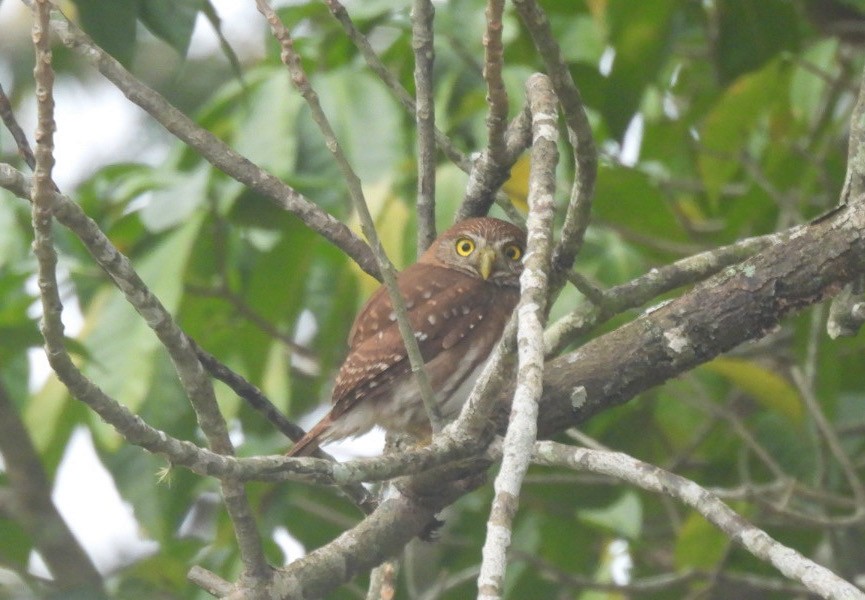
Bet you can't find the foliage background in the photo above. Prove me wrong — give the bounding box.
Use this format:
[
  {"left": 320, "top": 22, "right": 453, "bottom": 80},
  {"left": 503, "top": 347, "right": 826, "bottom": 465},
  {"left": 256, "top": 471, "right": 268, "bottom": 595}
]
[{"left": 2, "top": 0, "right": 865, "bottom": 598}]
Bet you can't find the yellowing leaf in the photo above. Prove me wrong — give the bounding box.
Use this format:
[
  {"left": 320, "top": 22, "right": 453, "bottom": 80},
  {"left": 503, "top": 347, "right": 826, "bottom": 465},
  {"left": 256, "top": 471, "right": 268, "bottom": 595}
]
[
  {"left": 702, "top": 357, "right": 803, "bottom": 424},
  {"left": 501, "top": 153, "right": 530, "bottom": 214}
]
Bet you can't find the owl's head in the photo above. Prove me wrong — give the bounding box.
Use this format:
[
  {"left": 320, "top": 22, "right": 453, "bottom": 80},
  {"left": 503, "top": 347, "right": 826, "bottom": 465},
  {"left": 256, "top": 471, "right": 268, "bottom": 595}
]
[{"left": 422, "top": 217, "right": 526, "bottom": 287}]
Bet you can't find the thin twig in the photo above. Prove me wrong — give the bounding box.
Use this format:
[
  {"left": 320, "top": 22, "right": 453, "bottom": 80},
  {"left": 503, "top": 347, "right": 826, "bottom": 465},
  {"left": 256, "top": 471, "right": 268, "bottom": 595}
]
[
  {"left": 478, "top": 73, "right": 558, "bottom": 600},
  {"left": 0, "top": 375, "right": 104, "bottom": 590},
  {"left": 412, "top": 0, "right": 437, "bottom": 253},
  {"left": 193, "top": 342, "right": 378, "bottom": 513},
  {"left": 458, "top": 106, "right": 535, "bottom": 220},
  {"left": 0, "top": 83, "right": 36, "bottom": 170},
  {"left": 512, "top": 0, "right": 597, "bottom": 288},
  {"left": 186, "top": 283, "right": 319, "bottom": 370},
  {"left": 483, "top": 0, "right": 508, "bottom": 166},
  {"left": 322, "top": 0, "right": 470, "bottom": 171},
  {"left": 25, "top": 4, "right": 269, "bottom": 575},
  {"left": 255, "top": 0, "right": 444, "bottom": 433},
  {"left": 792, "top": 366, "right": 865, "bottom": 510},
  {"left": 841, "top": 63, "right": 865, "bottom": 203}
]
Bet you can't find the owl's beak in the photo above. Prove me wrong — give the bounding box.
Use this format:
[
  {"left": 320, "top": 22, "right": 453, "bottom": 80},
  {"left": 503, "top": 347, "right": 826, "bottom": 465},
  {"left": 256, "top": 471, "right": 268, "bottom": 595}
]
[{"left": 478, "top": 247, "right": 496, "bottom": 280}]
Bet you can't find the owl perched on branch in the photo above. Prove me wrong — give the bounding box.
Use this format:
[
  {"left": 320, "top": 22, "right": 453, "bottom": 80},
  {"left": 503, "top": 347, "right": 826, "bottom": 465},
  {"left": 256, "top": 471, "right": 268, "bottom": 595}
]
[{"left": 288, "top": 217, "right": 525, "bottom": 456}]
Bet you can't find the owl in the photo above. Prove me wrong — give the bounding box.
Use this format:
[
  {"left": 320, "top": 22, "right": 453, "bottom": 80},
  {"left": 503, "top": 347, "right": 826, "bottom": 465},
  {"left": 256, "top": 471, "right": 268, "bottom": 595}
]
[{"left": 287, "top": 217, "right": 525, "bottom": 456}]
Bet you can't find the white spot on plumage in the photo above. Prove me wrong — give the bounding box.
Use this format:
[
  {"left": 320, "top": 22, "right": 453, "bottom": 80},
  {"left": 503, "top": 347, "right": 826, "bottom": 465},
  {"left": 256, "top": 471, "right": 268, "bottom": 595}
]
[
  {"left": 422, "top": 289, "right": 433, "bottom": 299},
  {"left": 387, "top": 311, "right": 396, "bottom": 321},
  {"left": 428, "top": 315, "right": 437, "bottom": 325}
]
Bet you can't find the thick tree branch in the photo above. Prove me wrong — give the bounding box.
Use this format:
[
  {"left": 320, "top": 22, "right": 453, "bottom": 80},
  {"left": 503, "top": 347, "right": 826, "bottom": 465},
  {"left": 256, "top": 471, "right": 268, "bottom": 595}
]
[
  {"left": 544, "top": 232, "right": 778, "bottom": 356},
  {"left": 537, "top": 204, "right": 865, "bottom": 439}
]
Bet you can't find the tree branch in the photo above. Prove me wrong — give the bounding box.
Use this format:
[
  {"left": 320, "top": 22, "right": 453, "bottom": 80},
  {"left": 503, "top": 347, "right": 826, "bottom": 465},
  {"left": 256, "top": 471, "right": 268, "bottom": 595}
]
[
  {"left": 537, "top": 204, "right": 865, "bottom": 440},
  {"left": 412, "top": 0, "right": 438, "bottom": 253},
  {"left": 0, "top": 379, "right": 104, "bottom": 593},
  {"left": 532, "top": 442, "right": 865, "bottom": 599},
  {"left": 478, "top": 72, "right": 558, "bottom": 600},
  {"left": 512, "top": 0, "right": 597, "bottom": 285},
  {"left": 482, "top": 0, "right": 508, "bottom": 166},
  {"left": 37, "top": 0, "right": 379, "bottom": 278},
  {"left": 544, "top": 232, "right": 778, "bottom": 356}
]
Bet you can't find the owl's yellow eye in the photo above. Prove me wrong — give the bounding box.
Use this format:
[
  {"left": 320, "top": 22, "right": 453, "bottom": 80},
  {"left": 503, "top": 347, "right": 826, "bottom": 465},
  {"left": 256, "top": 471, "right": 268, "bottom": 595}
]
[
  {"left": 455, "top": 237, "right": 475, "bottom": 256},
  {"left": 504, "top": 244, "right": 522, "bottom": 261}
]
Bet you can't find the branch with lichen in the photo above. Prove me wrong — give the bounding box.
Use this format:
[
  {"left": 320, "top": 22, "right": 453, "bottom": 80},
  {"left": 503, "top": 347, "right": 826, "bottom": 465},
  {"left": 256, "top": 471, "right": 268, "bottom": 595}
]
[
  {"left": 478, "top": 72, "right": 558, "bottom": 600},
  {"left": 532, "top": 442, "right": 865, "bottom": 599}
]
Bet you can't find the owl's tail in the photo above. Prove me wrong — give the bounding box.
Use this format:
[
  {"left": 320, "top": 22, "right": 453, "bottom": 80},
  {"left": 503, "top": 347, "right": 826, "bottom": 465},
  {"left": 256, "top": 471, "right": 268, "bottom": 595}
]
[{"left": 285, "top": 415, "right": 332, "bottom": 457}]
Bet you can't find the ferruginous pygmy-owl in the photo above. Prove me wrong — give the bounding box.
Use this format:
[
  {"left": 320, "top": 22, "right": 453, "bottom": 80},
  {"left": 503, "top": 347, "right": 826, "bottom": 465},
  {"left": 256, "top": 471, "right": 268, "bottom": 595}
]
[{"left": 287, "top": 217, "right": 525, "bottom": 456}]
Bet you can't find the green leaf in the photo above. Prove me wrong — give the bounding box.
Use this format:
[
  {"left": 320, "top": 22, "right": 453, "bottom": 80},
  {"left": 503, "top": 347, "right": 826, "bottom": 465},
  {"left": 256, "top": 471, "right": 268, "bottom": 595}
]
[
  {"left": 140, "top": 165, "right": 209, "bottom": 233},
  {"left": 0, "top": 517, "right": 32, "bottom": 571},
  {"left": 71, "top": 0, "right": 139, "bottom": 66},
  {"left": 715, "top": 0, "right": 801, "bottom": 83},
  {"left": 754, "top": 412, "right": 818, "bottom": 479},
  {"left": 698, "top": 60, "right": 789, "bottom": 201},
  {"left": 138, "top": 0, "right": 202, "bottom": 56},
  {"left": 232, "top": 71, "right": 302, "bottom": 177},
  {"left": 593, "top": 165, "right": 687, "bottom": 244},
  {"left": 702, "top": 356, "right": 803, "bottom": 423},
  {"left": 675, "top": 511, "right": 729, "bottom": 569},
  {"left": 790, "top": 39, "right": 839, "bottom": 123},
  {"left": 0, "top": 201, "right": 29, "bottom": 269},
  {"left": 603, "top": 0, "right": 678, "bottom": 138},
  {"left": 313, "top": 69, "right": 406, "bottom": 183},
  {"left": 578, "top": 491, "right": 642, "bottom": 540}
]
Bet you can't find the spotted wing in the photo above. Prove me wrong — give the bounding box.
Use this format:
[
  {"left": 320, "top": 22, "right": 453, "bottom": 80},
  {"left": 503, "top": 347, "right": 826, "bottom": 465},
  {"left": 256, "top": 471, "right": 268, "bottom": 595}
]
[{"left": 329, "top": 263, "right": 497, "bottom": 418}]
